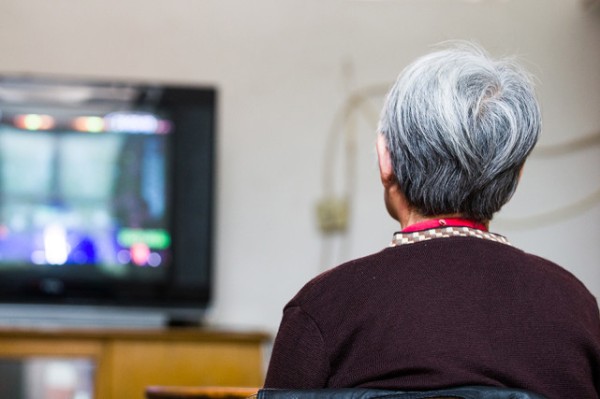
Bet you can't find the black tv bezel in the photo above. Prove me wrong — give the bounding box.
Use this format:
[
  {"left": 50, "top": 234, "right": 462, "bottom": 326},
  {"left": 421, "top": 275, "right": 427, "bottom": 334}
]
[{"left": 0, "top": 75, "right": 217, "bottom": 324}]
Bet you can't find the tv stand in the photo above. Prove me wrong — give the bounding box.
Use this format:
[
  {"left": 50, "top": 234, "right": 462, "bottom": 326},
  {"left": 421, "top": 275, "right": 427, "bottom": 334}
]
[
  {"left": 0, "top": 304, "right": 211, "bottom": 329},
  {"left": 0, "top": 326, "right": 270, "bottom": 399}
]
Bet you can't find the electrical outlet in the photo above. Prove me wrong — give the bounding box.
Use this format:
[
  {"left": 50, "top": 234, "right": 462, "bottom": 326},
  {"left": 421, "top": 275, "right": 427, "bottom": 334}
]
[{"left": 316, "top": 197, "right": 349, "bottom": 233}]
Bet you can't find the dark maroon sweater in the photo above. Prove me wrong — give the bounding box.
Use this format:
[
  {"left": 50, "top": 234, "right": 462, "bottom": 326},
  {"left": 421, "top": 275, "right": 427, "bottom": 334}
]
[{"left": 264, "top": 237, "right": 600, "bottom": 399}]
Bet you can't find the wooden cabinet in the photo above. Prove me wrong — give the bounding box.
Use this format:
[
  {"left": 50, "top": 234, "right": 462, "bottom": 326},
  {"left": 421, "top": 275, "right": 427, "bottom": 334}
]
[{"left": 0, "top": 328, "right": 270, "bottom": 399}]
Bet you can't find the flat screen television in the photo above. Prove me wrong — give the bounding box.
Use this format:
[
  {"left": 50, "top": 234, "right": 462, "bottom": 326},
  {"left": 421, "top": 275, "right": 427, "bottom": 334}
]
[{"left": 0, "top": 75, "right": 216, "bottom": 328}]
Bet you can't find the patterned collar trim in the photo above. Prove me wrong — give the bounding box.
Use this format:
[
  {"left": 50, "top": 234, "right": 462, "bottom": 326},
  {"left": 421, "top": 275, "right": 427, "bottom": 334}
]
[{"left": 391, "top": 226, "right": 511, "bottom": 247}]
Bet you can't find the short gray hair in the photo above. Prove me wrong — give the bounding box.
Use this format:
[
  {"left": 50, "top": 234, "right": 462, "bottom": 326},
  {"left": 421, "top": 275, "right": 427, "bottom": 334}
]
[{"left": 378, "top": 43, "right": 541, "bottom": 221}]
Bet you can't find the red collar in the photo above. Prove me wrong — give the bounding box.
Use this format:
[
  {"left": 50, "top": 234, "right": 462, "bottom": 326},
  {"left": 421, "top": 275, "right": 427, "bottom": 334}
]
[{"left": 401, "top": 218, "right": 488, "bottom": 233}]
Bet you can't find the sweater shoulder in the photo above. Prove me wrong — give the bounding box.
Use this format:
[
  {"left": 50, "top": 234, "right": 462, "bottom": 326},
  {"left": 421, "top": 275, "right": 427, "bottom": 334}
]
[
  {"left": 289, "top": 238, "right": 598, "bottom": 309},
  {"left": 515, "top": 248, "right": 599, "bottom": 307},
  {"left": 286, "top": 249, "right": 390, "bottom": 310}
]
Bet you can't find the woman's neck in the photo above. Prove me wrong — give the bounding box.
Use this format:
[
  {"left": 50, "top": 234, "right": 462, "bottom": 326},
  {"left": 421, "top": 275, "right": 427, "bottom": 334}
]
[
  {"left": 387, "top": 186, "right": 489, "bottom": 231},
  {"left": 399, "top": 210, "right": 489, "bottom": 232}
]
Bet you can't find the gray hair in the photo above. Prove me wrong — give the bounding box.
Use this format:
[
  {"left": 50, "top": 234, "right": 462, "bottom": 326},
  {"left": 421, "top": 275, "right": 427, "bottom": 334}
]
[{"left": 378, "top": 43, "right": 541, "bottom": 221}]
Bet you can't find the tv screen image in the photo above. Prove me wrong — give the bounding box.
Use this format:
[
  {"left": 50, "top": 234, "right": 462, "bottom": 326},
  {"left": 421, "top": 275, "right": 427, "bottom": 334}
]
[
  {"left": 0, "top": 76, "right": 216, "bottom": 327},
  {"left": 0, "top": 119, "right": 170, "bottom": 271}
]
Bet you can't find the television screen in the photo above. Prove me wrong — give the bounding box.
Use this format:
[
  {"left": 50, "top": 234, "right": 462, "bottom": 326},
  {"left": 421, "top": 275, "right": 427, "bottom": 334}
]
[{"left": 0, "top": 76, "right": 216, "bottom": 327}]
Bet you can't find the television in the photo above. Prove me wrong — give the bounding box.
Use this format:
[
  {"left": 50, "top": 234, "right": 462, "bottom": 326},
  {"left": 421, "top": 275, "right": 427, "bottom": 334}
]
[{"left": 0, "top": 75, "right": 216, "bottom": 328}]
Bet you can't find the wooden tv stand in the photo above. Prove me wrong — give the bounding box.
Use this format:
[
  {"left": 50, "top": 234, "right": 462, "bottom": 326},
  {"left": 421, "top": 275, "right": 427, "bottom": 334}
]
[{"left": 0, "top": 327, "right": 270, "bottom": 399}]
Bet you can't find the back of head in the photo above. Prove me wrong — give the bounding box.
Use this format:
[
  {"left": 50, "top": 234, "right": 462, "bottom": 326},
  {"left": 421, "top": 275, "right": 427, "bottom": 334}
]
[{"left": 378, "top": 42, "right": 541, "bottom": 222}]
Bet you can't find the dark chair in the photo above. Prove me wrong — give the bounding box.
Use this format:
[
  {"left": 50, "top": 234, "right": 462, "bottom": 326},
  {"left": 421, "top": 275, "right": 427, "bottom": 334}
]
[
  {"left": 146, "top": 386, "right": 548, "bottom": 399},
  {"left": 256, "top": 386, "right": 548, "bottom": 399}
]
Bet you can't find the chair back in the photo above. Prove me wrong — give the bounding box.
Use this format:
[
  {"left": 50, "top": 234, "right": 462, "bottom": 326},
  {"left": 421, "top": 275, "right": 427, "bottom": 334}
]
[
  {"left": 145, "top": 385, "right": 548, "bottom": 399},
  {"left": 256, "top": 386, "right": 548, "bottom": 399}
]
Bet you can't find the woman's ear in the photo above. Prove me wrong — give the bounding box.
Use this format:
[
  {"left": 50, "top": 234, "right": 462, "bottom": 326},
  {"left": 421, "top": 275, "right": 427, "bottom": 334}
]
[{"left": 376, "top": 134, "right": 395, "bottom": 186}]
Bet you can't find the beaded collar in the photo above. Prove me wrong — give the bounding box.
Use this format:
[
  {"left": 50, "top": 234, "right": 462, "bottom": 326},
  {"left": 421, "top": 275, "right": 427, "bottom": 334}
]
[{"left": 390, "top": 218, "right": 511, "bottom": 247}]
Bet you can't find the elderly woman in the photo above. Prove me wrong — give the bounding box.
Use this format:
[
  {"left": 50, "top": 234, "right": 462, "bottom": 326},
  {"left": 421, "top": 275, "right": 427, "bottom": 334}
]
[{"left": 264, "top": 44, "right": 600, "bottom": 398}]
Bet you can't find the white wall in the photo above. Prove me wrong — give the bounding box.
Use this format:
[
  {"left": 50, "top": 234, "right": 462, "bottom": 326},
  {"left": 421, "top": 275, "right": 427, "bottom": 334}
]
[{"left": 0, "top": 0, "right": 598, "bottom": 335}]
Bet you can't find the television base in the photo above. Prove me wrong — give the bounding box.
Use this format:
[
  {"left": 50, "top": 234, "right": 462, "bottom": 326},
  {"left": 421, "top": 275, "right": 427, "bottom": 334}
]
[{"left": 0, "top": 304, "right": 204, "bottom": 329}]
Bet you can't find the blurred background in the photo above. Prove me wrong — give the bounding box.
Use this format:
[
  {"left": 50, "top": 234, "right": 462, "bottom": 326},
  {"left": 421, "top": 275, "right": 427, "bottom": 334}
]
[{"left": 0, "top": 0, "right": 598, "bottom": 338}]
